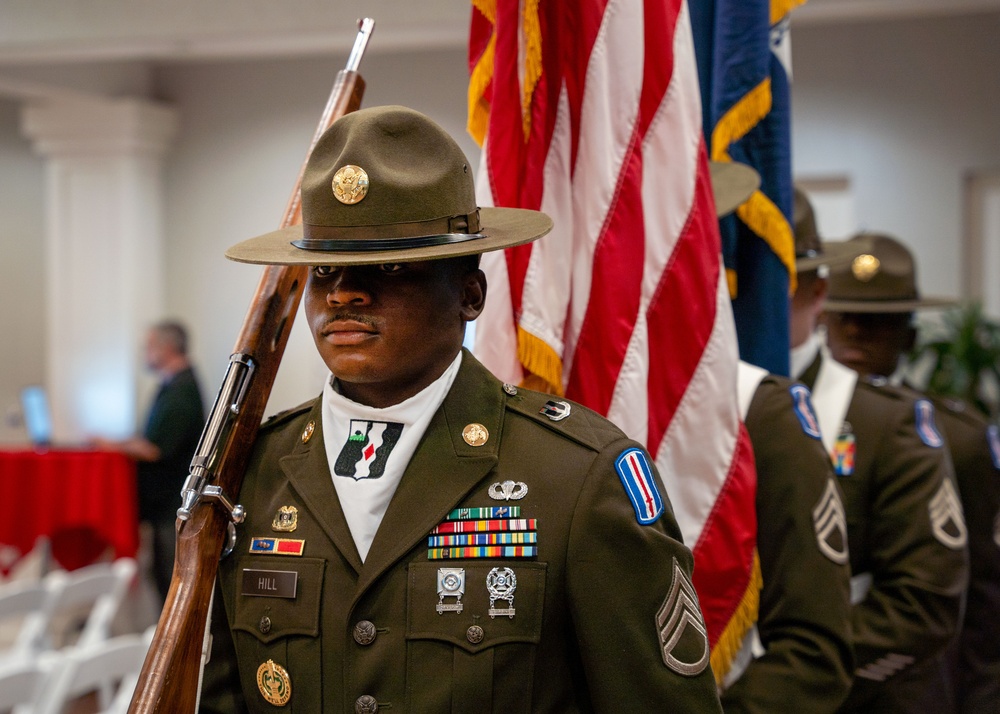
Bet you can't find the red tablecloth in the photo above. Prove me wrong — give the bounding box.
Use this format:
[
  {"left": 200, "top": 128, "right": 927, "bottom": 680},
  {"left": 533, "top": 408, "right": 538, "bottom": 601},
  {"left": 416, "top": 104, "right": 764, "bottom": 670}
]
[{"left": 0, "top": 449, "right": 139, "bottom": 571}]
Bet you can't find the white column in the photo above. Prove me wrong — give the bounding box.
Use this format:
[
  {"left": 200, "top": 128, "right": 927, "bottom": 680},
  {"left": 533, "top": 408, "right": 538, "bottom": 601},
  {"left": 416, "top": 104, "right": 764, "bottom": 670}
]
[{"left": 21, "top": 98, "right": 178, "bottom": 442}]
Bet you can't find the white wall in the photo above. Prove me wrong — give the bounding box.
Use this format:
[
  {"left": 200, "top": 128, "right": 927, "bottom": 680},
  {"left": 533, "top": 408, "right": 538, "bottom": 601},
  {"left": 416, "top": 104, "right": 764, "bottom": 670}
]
[
  {"left": 791, "top": 12, "right": 1000, "bottom": 306},
  {"left": 0, "top": 100, "right": 46, "bottom": 444}
]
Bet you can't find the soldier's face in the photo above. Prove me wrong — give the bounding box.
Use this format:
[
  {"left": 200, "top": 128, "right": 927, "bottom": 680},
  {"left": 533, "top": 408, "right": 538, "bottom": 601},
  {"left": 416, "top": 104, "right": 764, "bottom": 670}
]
[
  {"left": 823, "top": 311, "right": 916, "bottom": 378},
  {"left": 304, "top": 257, "right": 486, "bottom": 408}
]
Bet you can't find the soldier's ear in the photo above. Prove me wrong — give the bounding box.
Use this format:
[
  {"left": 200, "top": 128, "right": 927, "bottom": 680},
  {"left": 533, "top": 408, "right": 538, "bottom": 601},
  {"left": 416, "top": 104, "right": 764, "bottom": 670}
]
[{"left": 460, "top": 269, "right": 487, "bottom": 322}]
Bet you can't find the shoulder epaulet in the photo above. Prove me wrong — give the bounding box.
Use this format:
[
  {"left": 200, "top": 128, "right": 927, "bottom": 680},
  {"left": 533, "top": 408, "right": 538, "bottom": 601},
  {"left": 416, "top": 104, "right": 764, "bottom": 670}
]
[
  {"left": 259, "top": 401, "right": 313, "bottom": 432},
  {"left": 856, "top": 375, "right": 912, "bottom": 402},
  {"left": 928, "top": 394, "right": 992, "bottom": 430},
  {"left": 500, "top": 383, "right": 626, "bottom": 452}
]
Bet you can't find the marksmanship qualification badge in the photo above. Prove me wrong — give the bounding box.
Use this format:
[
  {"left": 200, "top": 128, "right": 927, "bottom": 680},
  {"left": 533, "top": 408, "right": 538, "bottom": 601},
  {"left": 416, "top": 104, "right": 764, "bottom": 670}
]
[{"left": 487, "top": 567, "right": 517, "bottom": 619}]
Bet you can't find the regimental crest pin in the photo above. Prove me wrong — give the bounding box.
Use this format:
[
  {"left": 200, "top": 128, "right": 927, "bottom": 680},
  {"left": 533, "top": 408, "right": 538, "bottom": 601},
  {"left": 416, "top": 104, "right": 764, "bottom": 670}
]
[
  {"left": 789, "top": 385, "right": 822, "bottom": 440},
  {"left": 436, "top": 568, "right": 465, "bottom": 614},
  {"left": 539, "top": 400, "right": 572, "bottom": 421},
  {"left": 929, "top": 479, "right": 968, "bottom": 549},
  {"left": 486, "top": 567, "right": 517, "bottom": 619},
  {"left": 272, "top": 506, "right": 298, "bottom": 533},
  {"left": 488, "top": 480, "right": 527, "bottom": 501},
  {"left": 812, "top": 480, "right": 850, "bottom": 565},
  {"left": 656, "top": 558, "right": 710, "bottom": 677},
  {"left": 256, "top": 659, "right": 291, "bottom": 706},
  {"left": 915, "top": 400, "right": 944, "bottom": 448}
]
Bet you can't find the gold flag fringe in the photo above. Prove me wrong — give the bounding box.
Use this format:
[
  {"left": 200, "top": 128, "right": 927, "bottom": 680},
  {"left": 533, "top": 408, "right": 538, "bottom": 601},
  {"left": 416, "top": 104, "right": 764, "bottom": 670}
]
[
  {"left": 710, "top": 550, "right": 763, "bottom": 685},
  {"left": 467, "top": 0, "right": 498, "bottom": 146},
  {"left": 516, "top": 325, "right": 564, "bottom": 396}
]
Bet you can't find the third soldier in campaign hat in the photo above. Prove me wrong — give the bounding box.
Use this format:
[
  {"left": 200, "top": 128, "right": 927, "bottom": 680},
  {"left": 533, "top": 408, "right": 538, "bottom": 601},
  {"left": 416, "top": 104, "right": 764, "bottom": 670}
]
[
  {"left": 789, "top": 190, "right": 967, "bottom": 714},
  {"left": 823, "top": 232, "right": 999, "bottom": 713}
]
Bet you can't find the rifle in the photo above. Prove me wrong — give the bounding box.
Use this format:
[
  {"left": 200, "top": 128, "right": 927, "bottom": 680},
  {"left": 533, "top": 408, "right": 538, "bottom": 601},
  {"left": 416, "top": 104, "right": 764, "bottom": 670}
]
[{"left": 128, "top": 18, "right": 374, "bottom": 713}]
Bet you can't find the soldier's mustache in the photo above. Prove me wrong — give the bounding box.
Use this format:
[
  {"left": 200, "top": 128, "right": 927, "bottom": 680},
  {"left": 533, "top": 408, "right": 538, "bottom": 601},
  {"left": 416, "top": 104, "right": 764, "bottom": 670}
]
[{"left": 324, "top": 312, "right": 379, "bottom": 329}]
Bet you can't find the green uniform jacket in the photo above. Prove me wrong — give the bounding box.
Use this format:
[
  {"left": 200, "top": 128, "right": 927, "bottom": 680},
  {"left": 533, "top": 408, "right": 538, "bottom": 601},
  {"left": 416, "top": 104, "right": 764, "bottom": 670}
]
[
  {"left": 925, "top": 396, "right": 1000, "bottom": 713},
  {"left": 200, "top": 352, "right": 722, "bottom": 713},
  {"left": 721, "top": 374, "right": 854, "bottom": 713},
  {"left": 799, "top": 356, "right": 969, "bottom": 713}
]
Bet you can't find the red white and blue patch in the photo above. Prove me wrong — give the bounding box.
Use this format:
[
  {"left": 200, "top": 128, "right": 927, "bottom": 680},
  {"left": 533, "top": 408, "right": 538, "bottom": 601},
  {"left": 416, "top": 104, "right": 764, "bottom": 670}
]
[
  {"left": 789, "top": 385, "right": 822, "bottom": 440},
  {"left": 915, "top": 399, "right": 944, "bottom": 448},
  {"left": 987, "top": 425, "right": 1000, "bottom": 470},
  {"left": 615, "top": 447, "right": 664, "bottom": 525}
]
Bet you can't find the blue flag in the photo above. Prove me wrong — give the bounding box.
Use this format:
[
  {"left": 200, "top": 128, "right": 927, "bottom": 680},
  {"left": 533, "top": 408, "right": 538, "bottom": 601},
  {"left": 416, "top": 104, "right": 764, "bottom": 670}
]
[{"left": 690, "top": 0, "right": 801, "bottom": 376}]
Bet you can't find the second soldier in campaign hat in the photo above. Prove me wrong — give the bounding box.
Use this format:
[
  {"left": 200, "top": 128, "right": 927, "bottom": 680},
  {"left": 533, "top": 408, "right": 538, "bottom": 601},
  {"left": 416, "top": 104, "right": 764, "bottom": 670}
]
[
  {"left": 789, "top": 192, "right": 967, "bottom": 713},
  {"left": 201, "top": 105, "right": 723, "bottom": 712}
]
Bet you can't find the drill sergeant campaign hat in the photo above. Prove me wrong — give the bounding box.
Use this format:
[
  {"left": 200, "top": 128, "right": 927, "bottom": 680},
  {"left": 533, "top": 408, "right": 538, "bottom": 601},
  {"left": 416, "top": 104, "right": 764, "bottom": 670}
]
[
  {"left": 823, "top": 232, "right": 957, "bottom": 313},
  {"left": 225, "top": 105, "right": 553, "bottom": 266},
  {"left": 793, "top": 186, "right": 870, "bottom": 273}
]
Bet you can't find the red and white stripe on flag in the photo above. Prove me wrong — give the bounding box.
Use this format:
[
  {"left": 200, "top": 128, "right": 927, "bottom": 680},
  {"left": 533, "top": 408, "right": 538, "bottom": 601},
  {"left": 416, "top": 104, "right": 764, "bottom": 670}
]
[{"left": 468, "top": 0, "right": 758, "bottom": 677}]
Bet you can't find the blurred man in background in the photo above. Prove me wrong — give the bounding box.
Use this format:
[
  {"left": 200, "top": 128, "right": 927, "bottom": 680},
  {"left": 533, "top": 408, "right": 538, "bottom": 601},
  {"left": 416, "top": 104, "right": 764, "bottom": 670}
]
[{"left": 95, "top": 320, "right": 205, "bottom": 601}]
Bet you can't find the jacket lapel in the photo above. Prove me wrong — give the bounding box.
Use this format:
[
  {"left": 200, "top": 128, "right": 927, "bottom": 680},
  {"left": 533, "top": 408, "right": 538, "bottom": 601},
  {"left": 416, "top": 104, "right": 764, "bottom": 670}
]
[
  {"left": 279, "top": 399, "right": 364, "bottom": 575},
  {"left": 355, "top": 352, "right": 503, "bottom": 597}
]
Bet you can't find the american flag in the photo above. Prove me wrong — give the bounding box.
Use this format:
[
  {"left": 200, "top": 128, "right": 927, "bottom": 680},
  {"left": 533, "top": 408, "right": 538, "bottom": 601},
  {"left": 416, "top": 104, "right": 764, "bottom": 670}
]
[{"left": 468, "top": 0, "right": 758, "bottom": 679}]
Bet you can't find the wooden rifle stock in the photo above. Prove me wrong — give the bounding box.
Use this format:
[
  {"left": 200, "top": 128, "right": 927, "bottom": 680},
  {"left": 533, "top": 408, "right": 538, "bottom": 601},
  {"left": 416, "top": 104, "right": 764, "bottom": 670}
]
[{"left": 128, "top": 19, "right": 373, "bottom": 713}]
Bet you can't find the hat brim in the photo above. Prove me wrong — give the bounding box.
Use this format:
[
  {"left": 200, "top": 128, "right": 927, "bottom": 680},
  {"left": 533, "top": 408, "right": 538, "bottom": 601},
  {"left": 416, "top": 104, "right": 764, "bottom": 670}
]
[
  {"left": 796, "top": 237, "right": 874, "bottom": 273},
  {"left": 709, "top": 161, "right": 760, "bottom": 217},
  {"left": 225, "top": 206, "right": 553, "bottom": 266},
  {"left": 823, "top": 295, "right": 958, "bottom": 313}
]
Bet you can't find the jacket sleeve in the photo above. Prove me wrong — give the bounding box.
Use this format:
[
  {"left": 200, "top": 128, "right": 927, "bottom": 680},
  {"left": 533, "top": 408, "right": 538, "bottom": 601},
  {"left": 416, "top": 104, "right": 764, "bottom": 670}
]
[
  {"left": 936, "top": 405, "right": 1000, "bottom": 712},
  {"left": 565, "top": 434, "right": 723, "bottom": 713},
  {"left": 722, "top": 378, "right": 853, "bottom": 714},
  {"left": 845, "top": 393, "right": 969, "bottom": 707}
]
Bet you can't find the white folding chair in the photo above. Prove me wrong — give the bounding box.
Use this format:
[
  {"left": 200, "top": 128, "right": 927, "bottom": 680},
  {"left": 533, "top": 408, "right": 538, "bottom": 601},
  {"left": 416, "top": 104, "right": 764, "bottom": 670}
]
[
  {"left": 102, "top": 626, "right": 156, "bottom": 714},
  {"left": 34, "top": 558, "right": 137, "bottom": 651},
  {"left": 0, "top": 580, "right": 51, "bottom": 663},
  {"left": 34, "top": 633, "right": 149, "bottom": 714},
  {"left": 0, "top": 652, "right": 60, "bottom": 714}
]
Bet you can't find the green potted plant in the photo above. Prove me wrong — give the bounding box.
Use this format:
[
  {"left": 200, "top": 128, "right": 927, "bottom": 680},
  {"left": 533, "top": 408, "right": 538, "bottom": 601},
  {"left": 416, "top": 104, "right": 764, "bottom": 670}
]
[{"left": 909, "top": 301, "right": 1000, "bottom": 422}]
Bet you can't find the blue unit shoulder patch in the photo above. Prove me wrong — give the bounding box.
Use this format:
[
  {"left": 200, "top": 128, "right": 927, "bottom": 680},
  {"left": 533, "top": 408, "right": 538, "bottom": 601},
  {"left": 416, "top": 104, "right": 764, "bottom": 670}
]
[
  {"left": 789, "top": 384, "right": 822, "bottom": 440},
  {"left": 987, "top": 424, "right": 1000, "bottom": 470},
  {"left": 915, "top": 399, "right": 944, "bottom": 448},
  {"left": 615, "top": 447, "right": 664, "bottom": 525}
]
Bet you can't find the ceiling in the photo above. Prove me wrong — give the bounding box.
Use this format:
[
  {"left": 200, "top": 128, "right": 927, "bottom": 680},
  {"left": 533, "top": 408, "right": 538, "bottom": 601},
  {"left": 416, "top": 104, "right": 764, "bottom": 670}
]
[{"left": 0, "top": 0, "right": 998, "bottom": 65}]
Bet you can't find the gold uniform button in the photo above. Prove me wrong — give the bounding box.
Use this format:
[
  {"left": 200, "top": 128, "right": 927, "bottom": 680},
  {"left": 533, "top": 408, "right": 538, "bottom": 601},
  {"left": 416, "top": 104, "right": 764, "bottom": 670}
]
[
  {"left": 466, "top": 625, "right": 485, "bottom": 644},
  {"left": 462, "top": 423, "right": 489, "bottom": 447},
  {"left": 353, "top": 620, "right": 377, "bottom": 646},
  {"left": 355, "top": 694, "right": 379, "bottom": 714}
]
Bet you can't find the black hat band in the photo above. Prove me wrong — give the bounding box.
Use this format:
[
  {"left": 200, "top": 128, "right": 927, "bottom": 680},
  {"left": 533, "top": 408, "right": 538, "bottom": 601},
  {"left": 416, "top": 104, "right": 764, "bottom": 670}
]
[{"left": 293, "top": 211, "right": 482, "bottom": 252}]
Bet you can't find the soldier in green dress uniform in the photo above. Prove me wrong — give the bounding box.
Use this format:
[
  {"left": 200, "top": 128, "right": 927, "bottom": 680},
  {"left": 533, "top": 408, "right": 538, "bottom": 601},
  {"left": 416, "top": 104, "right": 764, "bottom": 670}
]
[
  {"left": 198, "top": 105, "right": 723, "bottom": 713},
  {"left": 822, "top": 232, "right": 1000, "bottom": 714},
  {"left": 789, "top": 192, "right": 968, "bottom": 713}
]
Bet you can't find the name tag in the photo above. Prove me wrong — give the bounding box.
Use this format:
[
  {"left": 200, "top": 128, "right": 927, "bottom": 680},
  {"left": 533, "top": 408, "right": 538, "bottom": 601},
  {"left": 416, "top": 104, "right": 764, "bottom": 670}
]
[{"left": 242, "top": 569, "right": 298, "bottom": 599}]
